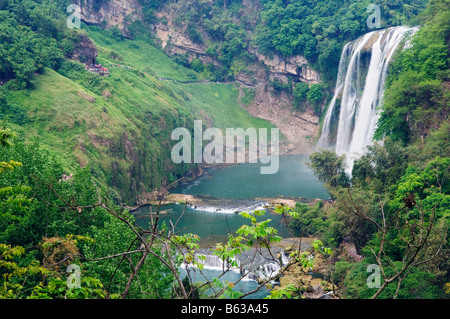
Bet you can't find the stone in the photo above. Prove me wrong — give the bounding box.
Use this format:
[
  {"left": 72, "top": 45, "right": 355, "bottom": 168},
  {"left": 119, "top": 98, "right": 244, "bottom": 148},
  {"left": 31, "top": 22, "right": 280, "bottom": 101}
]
[
  {"left": 75, "top": 0, "right": 141, "bottom": 36},
  {"left": 304, "top": 284, "right": 324, "bottom": 299}
]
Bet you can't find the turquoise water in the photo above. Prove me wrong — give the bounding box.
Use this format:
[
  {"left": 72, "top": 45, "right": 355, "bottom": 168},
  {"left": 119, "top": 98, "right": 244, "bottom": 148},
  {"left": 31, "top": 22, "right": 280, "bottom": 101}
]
[
  {"left": 135, "top": 203, "right": 297, "bottom": 244},
  {"left": 133, "top": 154, "right": 328, "bottom": 298},
  {"left": 134, "top": 154, "right": 329, "bottom": 242},
  {"left": 171, "top": 154, "right": 329, "bottom": 199}
]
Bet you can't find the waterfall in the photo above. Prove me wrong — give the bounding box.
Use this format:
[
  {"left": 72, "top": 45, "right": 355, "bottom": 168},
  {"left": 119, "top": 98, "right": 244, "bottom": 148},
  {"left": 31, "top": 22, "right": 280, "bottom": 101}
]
[
  {"left": 317, "top": 26, "right": 418, "bottom": 173},
  {"left": 181, "top": 247, "right": 290, "bottom": 282}
]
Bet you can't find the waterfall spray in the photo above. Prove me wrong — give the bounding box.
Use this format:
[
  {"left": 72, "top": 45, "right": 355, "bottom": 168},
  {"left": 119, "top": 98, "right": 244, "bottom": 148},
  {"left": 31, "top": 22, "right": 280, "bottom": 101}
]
[{"left": 317, "top": 26, "right": 418, "bottom": 173}]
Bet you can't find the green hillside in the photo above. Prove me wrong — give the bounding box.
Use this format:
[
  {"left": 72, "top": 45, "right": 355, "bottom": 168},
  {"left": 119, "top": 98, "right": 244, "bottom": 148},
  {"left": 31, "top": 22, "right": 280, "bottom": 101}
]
[
  {"left": 0, "top": 0, "right": 448, "bottom": 302},
  {"left": 2, "top": 22, "right": 274, "bottom": 203},
  {"left": 87, "top": 25, "right": 273, "bottom": 130}
]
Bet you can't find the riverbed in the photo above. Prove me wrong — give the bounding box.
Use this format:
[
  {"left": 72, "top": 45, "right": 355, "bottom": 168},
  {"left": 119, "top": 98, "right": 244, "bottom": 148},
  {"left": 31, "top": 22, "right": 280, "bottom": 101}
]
[{"left": 133, "top": 154, "right": 329, "bottom": 244}]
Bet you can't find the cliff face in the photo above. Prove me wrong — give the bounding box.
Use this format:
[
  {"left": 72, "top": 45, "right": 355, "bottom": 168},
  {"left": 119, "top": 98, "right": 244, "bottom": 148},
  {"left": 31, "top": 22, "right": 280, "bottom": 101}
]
[
  {"left": 75, "top": 0, "right": 320, "bottom": 85},
  {"left": 76, "top": 0, "right": 321, "bottom": 154},
  {"left": 154, "top": 24, "right": 213, "bottom": 64},
  {"left": 67, "top": 32, "right": 98, "bottom": 65},
  {"left": 153, "top": 9, "right": 320, "bottom": 85},
  {"left": 153, "top": 10, "right": 216, "bottom": 67},
  {"left": 151, "top": 7, "right": 321, "bottom": 154},
  {"left": 251, "top": 51, "right": 320, "bottom": 84},
  {"left": 75, "top": 0, "right": 141, "bottom": 35},
  {"left": 245, "top": 81, "right": 320, "bottom": 154}
]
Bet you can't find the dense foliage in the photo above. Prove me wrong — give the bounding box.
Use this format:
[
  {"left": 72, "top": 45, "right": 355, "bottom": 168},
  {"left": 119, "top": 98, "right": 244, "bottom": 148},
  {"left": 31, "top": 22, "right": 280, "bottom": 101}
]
[
  {"left": 0, "top": 129, "right": 180, "bottom": 298},
  {"left": 156, "top": 0, "right": 427, "bottom": 83},
  {"left": 302, "top": 136, "right": 449, "bottom": 298},
  {"left": 254, "top": 0, "right": 427, "bottom": 81},
  {"left": 375, "top": 0, "right": 449, "bottom": 144},
  {"left": 295, "top": 0, "right": 449, "bottom": 299},
  {"left": 0, "top": 0, "right": 84, "bottom": 89},
  {"left": 0, "top": 0, "right": 448, "bottom": 300}
]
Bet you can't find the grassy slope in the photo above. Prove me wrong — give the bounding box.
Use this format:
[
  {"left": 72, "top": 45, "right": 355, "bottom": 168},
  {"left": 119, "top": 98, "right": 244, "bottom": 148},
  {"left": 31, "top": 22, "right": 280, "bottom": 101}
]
[
  {"left": 6, "top": 69, "right": 124, "bottom": 168},
  {"left": 87, "top": 26, "right": 274, "bottom": 130},
  {"left": 4, "top": 25, "right": 275, "bottom": 203}
]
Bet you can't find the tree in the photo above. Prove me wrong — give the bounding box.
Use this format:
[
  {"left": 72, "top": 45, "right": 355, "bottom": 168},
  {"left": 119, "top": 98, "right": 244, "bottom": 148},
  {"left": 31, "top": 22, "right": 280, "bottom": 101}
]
[
  {"left": 293, "top": 82, "right": 309, "bottom": 112},
  {"left": 78, "top": 189, "right": 331, "bottom": 299},
  {"left": 375, "top": 0, "right": 449, "bottom": 144},
  {"left": 351, "top": 139, "right": 408, "bottom": 193},
  {"left": 308, "top": 150, "right": 346, "bottom": 188},
  {"left": 375, "top": 71, "right": 445, "bottom": 144},
  {"left": 307, "top": 83, "right": 324, "bottom": 104},
  {"left": 346, "top": 157, "right": 449, "bottom": 299}
]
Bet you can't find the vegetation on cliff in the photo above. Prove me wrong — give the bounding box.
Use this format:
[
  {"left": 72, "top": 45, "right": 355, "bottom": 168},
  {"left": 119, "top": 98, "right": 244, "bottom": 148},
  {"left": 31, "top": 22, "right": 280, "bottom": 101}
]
[
  {"left": 296, "top": 0, "right": 449, "bottom": 299},
  {"left": 0, "top": 0, "right": 448, "bottom": 300},
  {"left": 0, "top": 0, "right": 274, "bottom": 204}
]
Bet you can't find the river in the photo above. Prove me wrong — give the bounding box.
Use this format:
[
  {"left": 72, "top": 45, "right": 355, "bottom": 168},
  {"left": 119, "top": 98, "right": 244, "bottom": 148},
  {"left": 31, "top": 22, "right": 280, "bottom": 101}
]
[
  {"left": 134, "top": 155, "right": 328, "bottom": 241},
  {"left": 132, "top": 154, "right": 328, "bottom": 298}
]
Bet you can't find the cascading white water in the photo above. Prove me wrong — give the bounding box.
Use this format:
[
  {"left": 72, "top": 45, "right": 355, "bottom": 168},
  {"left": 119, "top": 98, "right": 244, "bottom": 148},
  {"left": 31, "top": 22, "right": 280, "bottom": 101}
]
[
  {"left": 181, "top": 247, "right": 290, "bottom": 282},
  {"left": 317, "top": 26, "right": 418, "bottom": 173}
]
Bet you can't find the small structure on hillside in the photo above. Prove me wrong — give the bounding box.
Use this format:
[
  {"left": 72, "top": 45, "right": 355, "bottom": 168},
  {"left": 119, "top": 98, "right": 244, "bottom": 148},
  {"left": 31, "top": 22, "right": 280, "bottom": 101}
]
[{"left": 87, "top": 64, "right": 109, "bottom": 77}]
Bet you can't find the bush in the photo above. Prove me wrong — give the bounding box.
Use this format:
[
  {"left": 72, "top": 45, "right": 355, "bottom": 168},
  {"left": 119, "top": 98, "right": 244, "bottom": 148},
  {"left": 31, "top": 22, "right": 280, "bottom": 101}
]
[
  {"left": 190, "top": 58, "right": 204, "bottom": 73},
  {"left": 307, "top": 83, "right": 324, "bottom": 104},
  {"left": 186, "top": 24, "right": 203, "bottom": 45},
  {"left": 289, "top": 201, "right": 329, "bottom": 237},
  {"left": 294, "top": 82, "right": 309, "bottom": 101},
  {"left": 293, "top": 82, "right": 310, "bottom": 112},
  {"left": 270, "top": 80, "right": 291, "bottom": 94}
]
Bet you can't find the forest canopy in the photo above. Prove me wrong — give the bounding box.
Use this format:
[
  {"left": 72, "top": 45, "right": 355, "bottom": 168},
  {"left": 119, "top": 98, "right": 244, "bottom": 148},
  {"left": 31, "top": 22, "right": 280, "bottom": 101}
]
[{"left": 0, "top": 0, "right": 448, "bottom": 301}]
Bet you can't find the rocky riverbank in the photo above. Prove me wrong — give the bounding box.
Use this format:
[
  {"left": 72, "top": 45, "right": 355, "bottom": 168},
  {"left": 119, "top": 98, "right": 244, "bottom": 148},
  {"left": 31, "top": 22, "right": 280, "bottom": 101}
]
[
  {"left": 127, "top": 193, "right": 323, "bottom": 211},
  {"left": 271, "top": 237, "right": 336, "bottom": 299}
]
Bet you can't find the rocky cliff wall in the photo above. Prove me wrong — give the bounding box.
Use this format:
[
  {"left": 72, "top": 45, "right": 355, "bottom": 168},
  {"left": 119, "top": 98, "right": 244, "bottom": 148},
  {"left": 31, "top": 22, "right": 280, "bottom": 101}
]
[
  {"left": 75, "top": 0, "right": 141, "bottom": 35},
  {"left": 152, "top": 10, "right": 320, "bottom": 85},
  {"left": 75, "top": 0, "right": 321, "bottom": 154},
  {"left": 75, "top": 1, "right": 320, "bottom": 85},
  {"left": 250, "top": 49, "right": 320, "bottom": 84}
]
